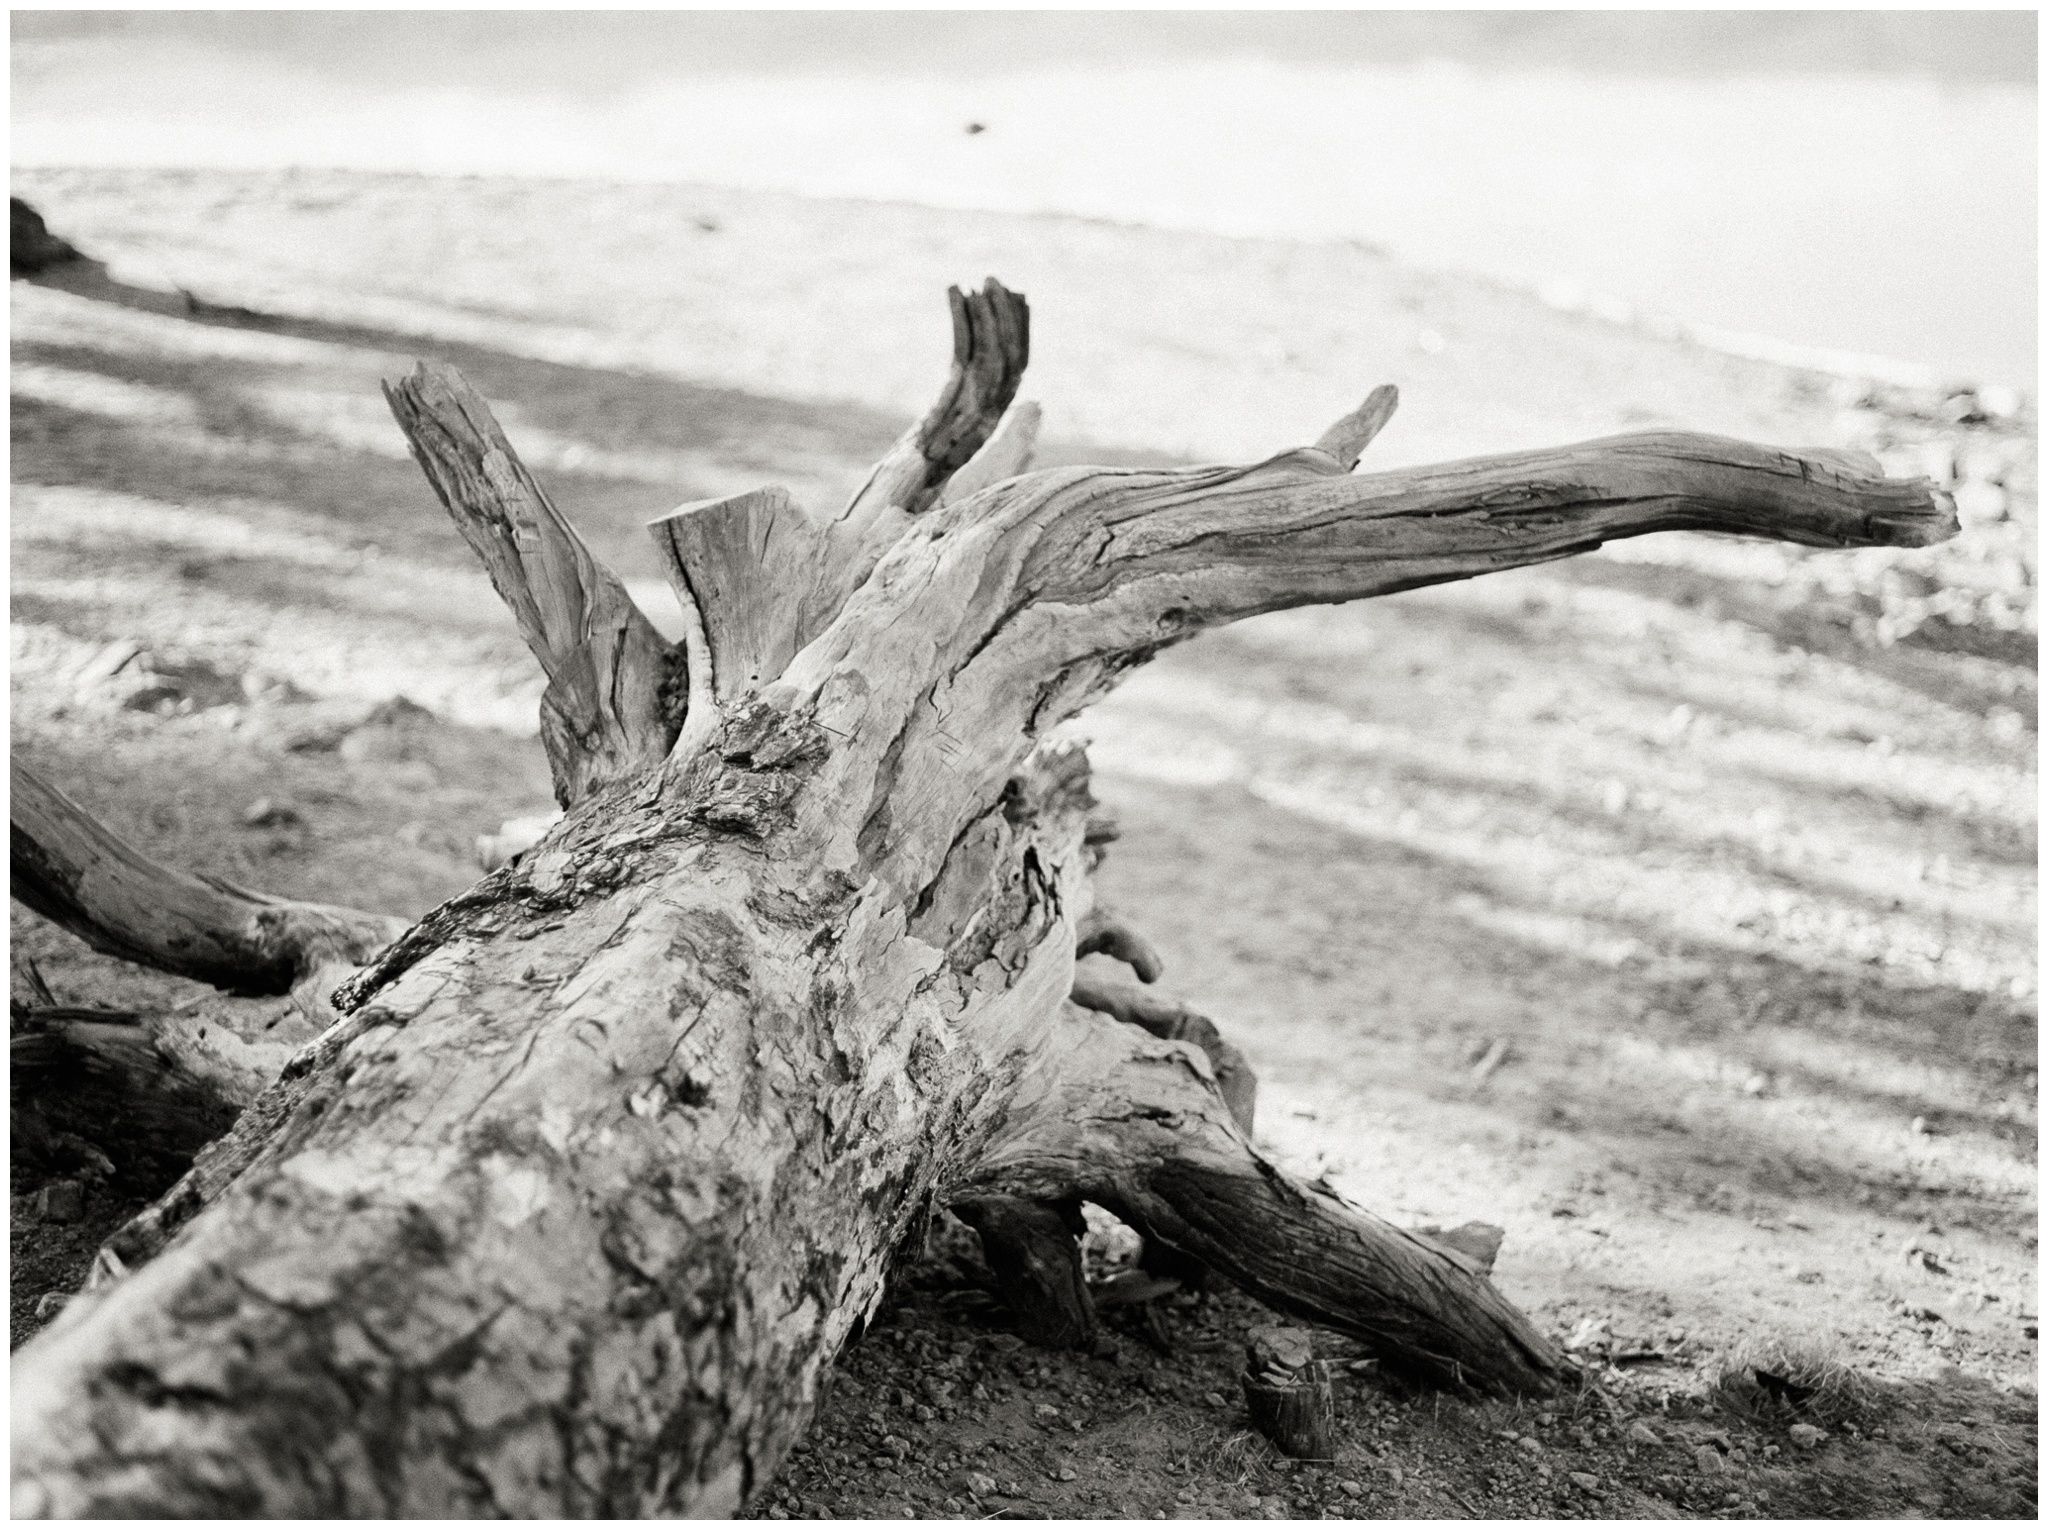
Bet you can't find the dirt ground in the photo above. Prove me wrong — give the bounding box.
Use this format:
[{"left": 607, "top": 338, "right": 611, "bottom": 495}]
[{"left": 9, "top": 168, "right": 2037, "bottom": 1518}]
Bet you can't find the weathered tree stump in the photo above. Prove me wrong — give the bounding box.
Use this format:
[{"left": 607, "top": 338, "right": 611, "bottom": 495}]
[
  {"left": 8, "top": 273, "right": 1954, "bottom": 1517},
  {"left": 1243, "top": 1326, "right": 1337, "bottom": 1460}
]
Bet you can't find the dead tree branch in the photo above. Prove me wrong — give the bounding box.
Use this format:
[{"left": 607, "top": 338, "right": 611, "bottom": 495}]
[
  {"left": 383, "top": 363, "right": 684, "bottom": 807},
  {"left": 10, "top": 761, "right": 403, "bottom": 997}
]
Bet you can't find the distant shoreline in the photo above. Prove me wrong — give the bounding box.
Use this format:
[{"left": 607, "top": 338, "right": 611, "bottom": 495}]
[{"left": 13, "top": 46, "right": 2033, "bottom": 389}]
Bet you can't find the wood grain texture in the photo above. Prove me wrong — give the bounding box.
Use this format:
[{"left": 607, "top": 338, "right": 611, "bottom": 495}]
[
  {"left": 649, "top": 485, "right": 827, "bottom": 708},
  {"left": 938, "top": 400, "right": 1042, "bottom": 508},
  {"left": 384, "top": 362, "right": 683, "bottom": 807},
  {"left": 10, "top": 761, "right": 403, "bottom": 996}
]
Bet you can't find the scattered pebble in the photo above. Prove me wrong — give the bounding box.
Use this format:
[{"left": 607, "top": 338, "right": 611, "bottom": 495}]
[
  {"left": 1338, "top": 1481, "right": 1363, "bottom": 1498},
  {"left": 1787, "top": 1423, "right": 1827, "bottom": 1449},
  {"left": 1569, "top": 1472, "right": 1599, "bottom": 1492},
  {"left": 1694, "top": 1446, "right": 1725, "bottom": 1474},
  {"left": 1629, "top": 1421, "right": 1662, "bottom": 1446},
  {"left": 242, "top": 797, "right": 303, "bottom": 828}
]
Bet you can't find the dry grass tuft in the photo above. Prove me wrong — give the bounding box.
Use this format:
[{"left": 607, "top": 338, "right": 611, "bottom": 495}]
[{"left": 1709, "top": 1333, "right": 1878, "bottom": 1430}]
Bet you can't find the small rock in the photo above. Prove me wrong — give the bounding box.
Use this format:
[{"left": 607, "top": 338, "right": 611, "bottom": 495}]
[
  {"left": 1977, "top": 383, "right": 2022, "bottom": 419},
  {"left": 1203, "top": 1392, "right": 1228, "bottom": 1409},
  {"left": 1629, "top": 1421, "right": 1662, "bottom": 1447},
  {"left": 37, "top": 1180, "right": 84, "bottom": 1223},
  {"left": 1338, "top": 1481, "right": 1363, "bottom": 1498},
  {"left": 1787, "top": 1423, "right": 1826, "bottom": 1449},
  {"left": 1517, "top": 1435, "right": 1543, "bottom": 1455},
  {"left": 1563, "top": 1316, "right": 1610, "bottom": 1353},
  {"left": 76, "top": 638, "right": 143, "bottom": 686},
  {"left": 242, "top": 797, "right": 303, "bottom": 828},
  {"left": 34, "top": 1292, "right": 68, "bottom": 1321},
  {"left": 338, "top": 725, "right": 414, "bottom": 765},
  {"left": 1569, "top": 1472, "right": 1599, "bottom": 1492},
  {"left": 1055, "top": 1467, "right": 1077, "bottom": 1482},
  {"left": 364, "top": 694, "right": 436, "bottom": 727},
  {"left": 966, "top": 1473, "right": 997, "bottom": 1498},
  {"left": 1694, "top": 1446, "right": 1725, "bottom": 1474},
  {"left": 1911, "top": 1115, "right": 1935, "bottom": 1136},
  {"left": 766, "top": 1506, "right": 789, "bottom": 1519},
  {"left": 1033, "top": 1404, "right": 1060, "bottom": 1422},
  {"left": 282, "top": 716, "right": 356, "bottom": 753},
  {"left": 1954, "top": 481, "right": 2009, "bottom": 527}
]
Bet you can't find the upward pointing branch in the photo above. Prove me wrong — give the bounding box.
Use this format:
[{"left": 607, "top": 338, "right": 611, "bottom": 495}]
[
  {"left": 805, "top": 280, "right": 1034, "bottom": 630},
  {"left": 383, "top": 363, "right": 683, "bottom": 808},
  {"left": 838, "top": 277, "right": 1032, "bottom": 527}
]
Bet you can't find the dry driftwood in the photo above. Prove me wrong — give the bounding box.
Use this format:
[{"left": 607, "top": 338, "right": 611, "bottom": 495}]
[
  {"left": 383, "top": 367, "right": 685, "bottom": 809},
  {"left": 9, "top": 275, "right": 1954, "bottom": 1517},
  {"left": 10, "top": 761, "right": 403, "bottom": 999}
]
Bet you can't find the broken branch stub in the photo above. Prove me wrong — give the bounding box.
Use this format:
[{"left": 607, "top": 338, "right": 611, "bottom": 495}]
[
  {"left": 1311, "top": 382, "right": 1400, "bottom": 470},
  {"left": 383, "top": 362, "right": 683, "bottom": 807}
]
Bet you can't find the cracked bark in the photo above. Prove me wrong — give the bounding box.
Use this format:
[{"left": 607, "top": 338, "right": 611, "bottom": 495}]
[{"left": 9, "top": 276, "right": 1955, "bottom": 1517}]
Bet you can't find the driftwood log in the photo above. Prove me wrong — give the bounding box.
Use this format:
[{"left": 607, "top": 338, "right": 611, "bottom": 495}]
[{"left": 9, "top": 277, "right": 1953, "bottom": 1517}]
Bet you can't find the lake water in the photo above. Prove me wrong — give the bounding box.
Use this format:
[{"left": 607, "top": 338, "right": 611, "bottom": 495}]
[{"left": 11, "top": 24, "right": 2036, "bottom": 388}]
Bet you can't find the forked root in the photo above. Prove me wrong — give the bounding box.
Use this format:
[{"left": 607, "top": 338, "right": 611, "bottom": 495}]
[{"left": 961, "top": 1003, "right": 1575, "bottom": 1397}]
